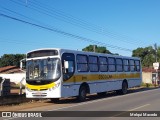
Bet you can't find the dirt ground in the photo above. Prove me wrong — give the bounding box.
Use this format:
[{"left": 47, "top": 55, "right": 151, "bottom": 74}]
[
  {"left": 0, "top": 99, "right": 53, "bottom": 111},
  {"left": 10, "top": 89, "right": 25, "bottom": 95},
  {"left": 0, "top": 89, "right": 53, "bottom": 111}
]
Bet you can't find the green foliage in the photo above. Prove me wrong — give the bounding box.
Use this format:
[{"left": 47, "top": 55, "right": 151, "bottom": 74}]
[
  {"left": 0, "top": 54, "right": 25, "bottom": 67},
  {"left": 132, "top": 46, "right": 160, "bottom": 67},
  {"left": 82, "top": 45, "right": 112, "bottom": 54},
  {"left": 141, "top": 82, "right": 153, "bottom": 88}
]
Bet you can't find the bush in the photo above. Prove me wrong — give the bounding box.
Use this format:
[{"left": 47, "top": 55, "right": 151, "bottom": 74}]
[{"left": 141, "top": 82, "right": 153, "bottom": 88}]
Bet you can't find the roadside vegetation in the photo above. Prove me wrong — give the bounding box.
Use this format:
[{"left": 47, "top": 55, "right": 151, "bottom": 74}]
[{"left": 141, "top": 82, "right": 159, "bottom": 88}]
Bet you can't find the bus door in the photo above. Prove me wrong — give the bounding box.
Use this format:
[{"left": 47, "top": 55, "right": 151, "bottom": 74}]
[{"left": 62, "top": 53, "right": 75, "bottom": 81}]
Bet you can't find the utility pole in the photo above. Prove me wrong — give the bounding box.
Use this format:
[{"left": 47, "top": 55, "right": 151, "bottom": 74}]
[
  {"left": 153, "top": 43, "right": 159, "bottom": 87},
  {"left": 93, "top": 45, "right": 96, "bottom": 52},
  {"left": 154, "top": 43, "right": 158, "bottom": 62}
]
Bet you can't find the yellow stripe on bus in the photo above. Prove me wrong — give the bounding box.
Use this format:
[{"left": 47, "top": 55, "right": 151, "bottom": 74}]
[
  {"left": 26, "top": 82, "right": 55, "bottom": 91},
  {"left": 65, "top": 73, "right": 141, "bottom": 83}
]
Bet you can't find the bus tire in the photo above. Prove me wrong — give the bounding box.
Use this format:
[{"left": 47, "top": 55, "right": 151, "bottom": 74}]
[
  {"left": 116, "top": 81, "right": 128, "bottom": 95},
  {"left": 50, "top": 98, "right": 59, "bottom": 103},
  {"left": 122, "top": 81, "right": 128, "bottom": 94},
  {"left": 78, "top": 86, "right": 87, "bottom": 102}
]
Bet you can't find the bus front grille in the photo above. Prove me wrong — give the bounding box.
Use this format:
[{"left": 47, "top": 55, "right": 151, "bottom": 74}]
[
  {"left": 31, "top": 89, "right": 48, "bottom": 91},
  {"left": 32, "top": 92, "right": 47, "bottom": 97}
]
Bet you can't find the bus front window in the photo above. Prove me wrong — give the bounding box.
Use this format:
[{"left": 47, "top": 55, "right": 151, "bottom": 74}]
[{"left": 26, "top": 58, "right": 61, "bottom": 81}]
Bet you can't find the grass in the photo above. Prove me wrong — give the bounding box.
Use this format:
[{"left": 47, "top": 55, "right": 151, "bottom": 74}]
[{"left": 141, "top": 82, "right": 159, "bottom": 88}]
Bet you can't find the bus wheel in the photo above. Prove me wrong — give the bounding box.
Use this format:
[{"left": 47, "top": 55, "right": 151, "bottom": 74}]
[
  {"left": 50, "top": 98, "right": 59, "bottom": 103},
  {"left": 122, "top": 81, "right": 128, "bottom": 94},
  {"left": 78, "top": 86, "right": 87, "bottom": 102},
  {"left": 116, "top": 81, "right": 128, "bottom": 95}
]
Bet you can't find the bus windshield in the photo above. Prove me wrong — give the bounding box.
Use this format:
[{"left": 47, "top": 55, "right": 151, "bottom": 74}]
[{"left": 26, "top": 58, "right": 61, "bottom": 81}]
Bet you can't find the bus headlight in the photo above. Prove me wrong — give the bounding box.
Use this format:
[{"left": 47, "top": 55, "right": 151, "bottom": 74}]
[
  {"left": 26, "top": 86, "right": 32, "bottom": 92},
  {"left": 49, "top": 82, "right": 60, "bottom": 91}
]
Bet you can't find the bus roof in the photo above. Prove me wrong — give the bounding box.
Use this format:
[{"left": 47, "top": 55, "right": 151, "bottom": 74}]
[{"left": 27, "top": 48, "right": 140, "bottom": 60}]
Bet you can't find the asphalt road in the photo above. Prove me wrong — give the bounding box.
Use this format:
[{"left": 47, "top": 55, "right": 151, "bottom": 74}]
[{"left": 1, "top": 88, "right": 160, "bottom": 120}]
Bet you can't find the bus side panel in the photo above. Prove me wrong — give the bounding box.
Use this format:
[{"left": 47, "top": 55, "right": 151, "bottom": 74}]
[
  {"left": 61, "top": 83, "right": 79, "bottom": 97},
  {"left": 128, "top": 79, "right": 142, "bottom": 88},
  {"left": 88, "top": 80, "right": 122, "bottom": 94},
  {"left": 127, "top": 72, "right": 142, "bottom": 88}
]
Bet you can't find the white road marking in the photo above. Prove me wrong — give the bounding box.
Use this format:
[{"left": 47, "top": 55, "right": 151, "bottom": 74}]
[
  {"left": 128, "top": 104, "right": 150, "bottom": 111},
  {"left": 112, "top": 104, "right": 150, "bottom": 117}
]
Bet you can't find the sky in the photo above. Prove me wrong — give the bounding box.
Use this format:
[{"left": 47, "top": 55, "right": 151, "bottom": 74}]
[{"left": 0, "top": 0, "right": 160, "bottom": 57}]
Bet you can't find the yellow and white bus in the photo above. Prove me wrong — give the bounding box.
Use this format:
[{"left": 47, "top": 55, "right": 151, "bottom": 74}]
[{"left": 21, "top": 48, "right": 142, "bottom": 102}]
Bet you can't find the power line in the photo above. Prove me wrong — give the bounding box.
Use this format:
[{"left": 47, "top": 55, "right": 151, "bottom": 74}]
[
  {"left": 0, "top": 6, "right": 38, "bottom": 24},
  {"left": 0, "top": 13, "right": 132, "bottom": 52},
  {"left": 0, "top": 6, "right": 136, "bottom": 52},
  {"left": 9, "top": 0, "right": 147, "bottom": 46},
  {"left": 29, "top": 0, "right": 151, "bottom": 46},
  {"left": 0, "top": 36, "right": 62, "bottom": 46},
  {"left": 0, "top": 6, "right": 54, "bottom": 29}
]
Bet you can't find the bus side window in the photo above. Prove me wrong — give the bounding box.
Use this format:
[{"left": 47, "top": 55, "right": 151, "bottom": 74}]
[
  {"left": 89, "top": 55, "right": 99, "bottom": 72},
  {"left": 135, "top": 60, "right": 140, "bottom": 71},
  {"left": 123, "top": 59, "right": 130, "bottom": 72},
  {"left": 77, "top": 54, "right": 88, "bottom": 72},
  {"left": 99, "top": 57, "right": 108, "bottom": 72},
  {"left": 116, "top": 58, "right": 123, "bottom": 72},
  {"left": 108, "top": 57, "right": 116, "bottom": 72},
  {"left": 130, "top": 59, "right": 135, "bottom": 72}
]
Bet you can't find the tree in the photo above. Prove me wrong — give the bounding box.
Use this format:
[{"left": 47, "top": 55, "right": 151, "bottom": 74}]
[
  {"left": 82, "top": 45, "right": 112, "bottom": 54},
  {"left": 0, "top": 54, "right": 25, "bottom": 67},
  {"left": 132, "top": 46, "right": 160, "bottom": 67}
]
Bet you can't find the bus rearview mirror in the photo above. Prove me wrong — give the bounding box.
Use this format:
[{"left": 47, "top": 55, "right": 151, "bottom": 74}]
[
  {"left": 20, "top": 59, "right": 26, "bottom": 70},
  {"left": 64, "top": 61, "right": 69, "bottom": 69},
  {"left": 64, "top": 61, "right": 69, "bottom": 73}
]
